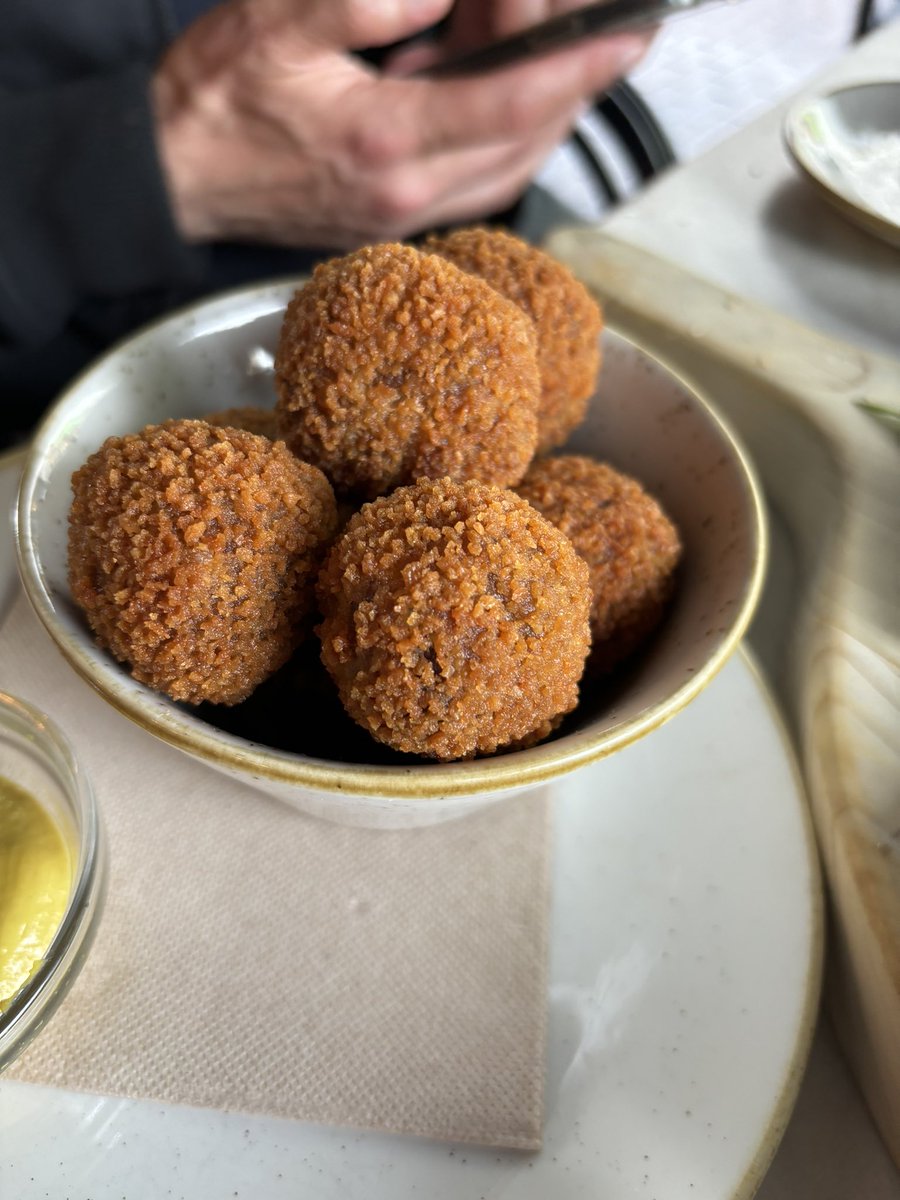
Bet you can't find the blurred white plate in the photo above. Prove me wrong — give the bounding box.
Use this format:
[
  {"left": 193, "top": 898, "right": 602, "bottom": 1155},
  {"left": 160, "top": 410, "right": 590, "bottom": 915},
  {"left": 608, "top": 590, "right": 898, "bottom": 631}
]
[
  {"left": 785, "top": 81, "right": 900, "bottom": 248},
  {"left": 0, "top": 447, "right": 821, "bottom": 1200}
]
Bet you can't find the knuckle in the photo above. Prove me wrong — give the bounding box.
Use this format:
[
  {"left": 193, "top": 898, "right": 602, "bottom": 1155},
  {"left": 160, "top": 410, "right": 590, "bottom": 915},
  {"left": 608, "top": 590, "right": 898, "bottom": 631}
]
[
  {"left": 346, "top": 114, "right": 417, "bottom": 169},
  {"left": 368, "top": 171, "right": 434, "bottom": 227},
  {"left": 501, "top": 91, "right": 543, "bottom": 137}
]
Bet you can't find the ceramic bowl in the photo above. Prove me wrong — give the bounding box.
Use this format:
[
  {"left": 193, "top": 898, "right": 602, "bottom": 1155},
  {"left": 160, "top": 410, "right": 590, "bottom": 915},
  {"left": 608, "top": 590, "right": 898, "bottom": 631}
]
[
  {"left": 0, "top": 690, "right": 106, "bottom": 1070},
  {"left": 784, "top": 80, "right": 900, "bottom": 248},
  {"left": 16, "top": 281, "right": 766, "bottom": 828}
]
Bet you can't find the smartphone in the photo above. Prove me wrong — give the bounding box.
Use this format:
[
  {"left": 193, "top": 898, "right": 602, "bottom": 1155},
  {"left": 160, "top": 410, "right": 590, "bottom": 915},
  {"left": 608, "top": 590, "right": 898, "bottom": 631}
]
[{"left": 420, "top": 0, "right": 734, "bottom": 77}]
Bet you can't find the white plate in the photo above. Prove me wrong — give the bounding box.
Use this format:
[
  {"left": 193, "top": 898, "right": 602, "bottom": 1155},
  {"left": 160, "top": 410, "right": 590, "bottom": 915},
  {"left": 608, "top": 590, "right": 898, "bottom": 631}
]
[
  {"left": 0, "top": 445, "right": 821, "bottom": 1200},
  {"left": 784, "top": 81, "right": 900, "bottom": 248}
]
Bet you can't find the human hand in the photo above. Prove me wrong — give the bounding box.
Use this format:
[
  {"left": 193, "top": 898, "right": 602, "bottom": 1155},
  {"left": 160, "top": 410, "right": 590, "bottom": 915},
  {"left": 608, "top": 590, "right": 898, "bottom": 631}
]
[{"left": 154, "top": 0, "right": 652, "bottom": 249}]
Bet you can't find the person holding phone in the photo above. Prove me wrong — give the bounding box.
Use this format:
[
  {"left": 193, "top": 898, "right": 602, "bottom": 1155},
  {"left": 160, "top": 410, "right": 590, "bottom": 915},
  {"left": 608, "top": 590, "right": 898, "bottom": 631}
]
[{"left": 0, "top": 0, "right": 653, "bottom": 443}]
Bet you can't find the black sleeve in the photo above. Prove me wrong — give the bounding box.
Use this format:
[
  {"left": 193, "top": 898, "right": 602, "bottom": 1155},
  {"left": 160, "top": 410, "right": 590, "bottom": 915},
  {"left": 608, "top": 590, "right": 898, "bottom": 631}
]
[{"left": 0, "top": 62, "right": 204, "bottom": 349}]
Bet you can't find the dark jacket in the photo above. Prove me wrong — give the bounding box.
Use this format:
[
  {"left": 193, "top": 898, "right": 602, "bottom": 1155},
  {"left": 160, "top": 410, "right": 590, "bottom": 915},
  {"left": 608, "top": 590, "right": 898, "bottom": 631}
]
[{"left": 0, "top": 0, "right": 320, "bottom": 444}]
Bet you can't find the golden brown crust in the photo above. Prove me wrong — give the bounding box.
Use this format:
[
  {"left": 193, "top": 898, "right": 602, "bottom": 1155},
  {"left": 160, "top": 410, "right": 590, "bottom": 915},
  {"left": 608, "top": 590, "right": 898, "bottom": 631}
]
[
  {"left": 274, "top": 243, "right": 540, "bottom": 498},
  {"left": 68, "top": 419, "right": 337, "bottom": 705},
  {"left": 316, "top": 476, "right": 592, "bottom": 760},
  {"left": 425, "top": 226, "right": 603, "bottom": 453},
  {"left": 516, "top": 455, "right": 682, "bottom": 672}
]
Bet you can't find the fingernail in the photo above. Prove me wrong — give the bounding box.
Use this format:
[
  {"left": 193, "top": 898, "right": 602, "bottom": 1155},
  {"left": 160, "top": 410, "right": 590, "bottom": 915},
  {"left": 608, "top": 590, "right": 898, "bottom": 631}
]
[
  {"left": 400, "top": 0, "right": 448, "bottom": 15},
  {"left": 611, "top": 34, "right": 651, "bottom": 74},
  {"left": 373, "top": 0, "right": 440, "bottom": 20}
]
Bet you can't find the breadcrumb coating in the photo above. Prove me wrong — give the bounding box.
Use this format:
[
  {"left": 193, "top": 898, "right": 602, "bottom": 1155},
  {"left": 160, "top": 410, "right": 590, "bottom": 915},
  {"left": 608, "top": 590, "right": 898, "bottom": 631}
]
[
  {"left": 206, "top": 406, "right": 279, "bottom": 440},
  {"left": 425, "top": 227, "right": 602, "bottom": 453},
  {"left": 516, "top": 456, "right": 682, "bottom": 672},
  {"left": 68, "top": 419, "right": 337, "bottom": 705},
  {"left": 274, "top": 243, "right": 540, "bottom": 498},
  {"left": 316, "top": 476, "right": 592, "bottom": 760}
]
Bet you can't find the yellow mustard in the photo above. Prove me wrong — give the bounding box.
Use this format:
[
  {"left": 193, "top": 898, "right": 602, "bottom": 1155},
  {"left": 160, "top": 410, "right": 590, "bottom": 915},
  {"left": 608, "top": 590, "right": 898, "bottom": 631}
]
[{"left": 0, "top": 776, "right": 72, "bottom": 1012}]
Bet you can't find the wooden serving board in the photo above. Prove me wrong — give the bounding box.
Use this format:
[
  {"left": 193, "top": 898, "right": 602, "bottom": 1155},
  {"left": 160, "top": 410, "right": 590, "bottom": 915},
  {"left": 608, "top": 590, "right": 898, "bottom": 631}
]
[{"left": 546, "top": 229, "right": 900, "bottom": 1164}]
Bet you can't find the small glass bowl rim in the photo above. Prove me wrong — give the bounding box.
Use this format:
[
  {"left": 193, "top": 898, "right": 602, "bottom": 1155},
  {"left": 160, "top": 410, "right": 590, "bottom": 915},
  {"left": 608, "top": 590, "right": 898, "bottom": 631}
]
[{"left": 0, "top": 689, "right": 106, "bottom": 1071}]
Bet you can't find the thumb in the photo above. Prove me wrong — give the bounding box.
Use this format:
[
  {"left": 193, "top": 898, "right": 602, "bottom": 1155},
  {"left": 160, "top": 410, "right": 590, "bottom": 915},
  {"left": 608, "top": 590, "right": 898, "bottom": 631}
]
[{"left": 295, "top": 0, "right": 454, "bottom": 52}]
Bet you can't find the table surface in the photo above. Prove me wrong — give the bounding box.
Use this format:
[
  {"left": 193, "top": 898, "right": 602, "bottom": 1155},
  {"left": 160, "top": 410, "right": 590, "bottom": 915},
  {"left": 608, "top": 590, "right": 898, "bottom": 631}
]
[
  {"left": 602, "top": 21, "right": 900, "bottom": 362},
  {"left": 600, "top": 19, "right": 900, "bottom": 1197}
]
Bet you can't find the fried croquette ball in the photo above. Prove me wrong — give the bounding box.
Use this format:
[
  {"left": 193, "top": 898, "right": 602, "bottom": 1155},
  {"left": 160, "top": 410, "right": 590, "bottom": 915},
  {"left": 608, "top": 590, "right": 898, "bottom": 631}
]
[
  {"left": 516, "top": 455, "right": 682, "bottom": 672},
  {"left": 274, "top": 243, "right": 540, "bottom": 498},
  {"left": 206, "top": 405, "right": 279, "bottom": 440},
  {"left": 425, "top": 227, "right": 603, "bottom": 453},
  {"left": 316, "top": 476, "right": 592, "bottom": 761},
  {"left": 68, "top": 419, "right": 338, "bottom": 706}
]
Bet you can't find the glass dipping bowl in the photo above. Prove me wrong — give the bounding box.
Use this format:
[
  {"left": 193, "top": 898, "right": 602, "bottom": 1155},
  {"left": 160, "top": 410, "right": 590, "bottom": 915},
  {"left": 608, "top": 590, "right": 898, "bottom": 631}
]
[{"left": 0, "top": 690, "right": 106, "bottom": 1071}]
